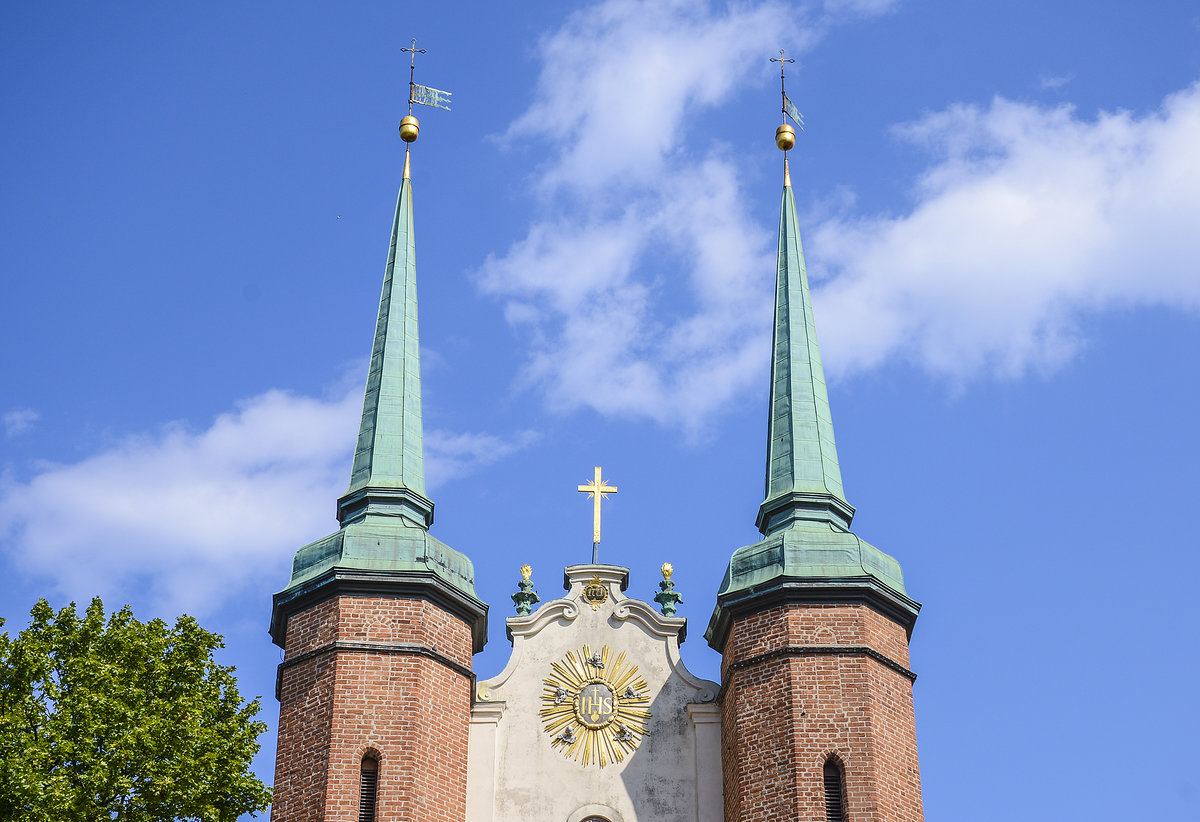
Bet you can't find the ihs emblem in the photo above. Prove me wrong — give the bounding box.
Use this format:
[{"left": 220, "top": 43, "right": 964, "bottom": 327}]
[
  {"left": 582, "top": 574, "right": 608, "bottom": 609},
  {"left": 541, "top": 645, "right": 651, "bottom": 766}
]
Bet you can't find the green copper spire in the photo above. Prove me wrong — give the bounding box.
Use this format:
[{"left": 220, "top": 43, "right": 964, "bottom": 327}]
[
  {"left": 756, "top": 159, "right": 854, "bottom": 536},
  {"left": 272, "top": 142, "right": 486, "bottom": 654},
  {"left": 337, "top": 147, "right": 433, "bottom": 529},
  {"left": 706, "top": 157, "right": 917, "bottom": 652}
]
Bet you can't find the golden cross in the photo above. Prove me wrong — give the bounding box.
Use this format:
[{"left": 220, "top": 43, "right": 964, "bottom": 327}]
[{"left": 577, "top": 466, "right": 617, "bottom": 562}]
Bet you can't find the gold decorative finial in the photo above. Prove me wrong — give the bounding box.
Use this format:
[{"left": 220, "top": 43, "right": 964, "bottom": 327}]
[
  {"left": 399, "top": 115, "right": 420, "bottom": 144},
  {"left": 655, "top": 563, "right": 681, "bottom": 616},
  {"left": 783, "top": 157, "right": 791, "bottom": 187},
  {"left": 577, "top": 466, "right": 618, "bottom": 563},
  {"left": 520, "top": 563, "right": 533, "bottom": 581},
  {"left": 776, "top": 123, "right": 796, "bottom": 152},
  {"left": 402, "top": 147, "right": 412, "bottom": 179}
]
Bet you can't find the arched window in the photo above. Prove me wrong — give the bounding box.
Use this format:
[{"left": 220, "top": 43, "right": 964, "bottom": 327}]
[
  {"left": 566, "top": 803, "right": 621, "bottom": 822},
  {"left": 823, "top": 758, "right": 845, "bottom": 822},
  {"left": 359, "top": 755, "right": 379, "bottom": 822}
]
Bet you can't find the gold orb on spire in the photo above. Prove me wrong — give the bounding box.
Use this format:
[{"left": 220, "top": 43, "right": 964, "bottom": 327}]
[
  {"left": 399, "top": 115, "right": 420, "bottom": 143},
  {"left": 775, "top": 123, "right": 796, "bottom": 151}
]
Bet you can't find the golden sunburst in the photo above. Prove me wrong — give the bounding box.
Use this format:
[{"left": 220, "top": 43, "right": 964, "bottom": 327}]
[{"left": 540, "top": 644, "right": 651, "bottom": 766}]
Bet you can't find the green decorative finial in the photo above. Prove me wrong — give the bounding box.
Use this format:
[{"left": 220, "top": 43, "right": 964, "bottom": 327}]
[
  {"left": 654, "top": 563, "right": 682, "bottom": 617},
  {"left": 512, "top": 564, "right": 540, "bottom": 616},
  {"left": 755, "top": 173, "right": 855, "bottom": 536}
]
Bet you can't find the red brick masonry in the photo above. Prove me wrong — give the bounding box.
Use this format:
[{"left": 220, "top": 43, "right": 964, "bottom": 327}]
[
  {"left": 721, "top": 603, "right": 923, "bottom": 822},
  {"left": 273, "top": 596, "right": 474, "bottom": 822}
]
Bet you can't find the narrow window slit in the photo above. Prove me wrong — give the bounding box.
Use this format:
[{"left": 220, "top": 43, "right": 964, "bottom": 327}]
[
  {"left": 359, "top": 756, "right": 379, "bottom": 822},
  {"left": 824, "top": 758, "right": 845, "bottom": 822}
]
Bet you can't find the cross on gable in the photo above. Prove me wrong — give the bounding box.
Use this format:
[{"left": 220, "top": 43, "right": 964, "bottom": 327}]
[{"left": 577, "top": 466, "right": 617, "bottom": 562}]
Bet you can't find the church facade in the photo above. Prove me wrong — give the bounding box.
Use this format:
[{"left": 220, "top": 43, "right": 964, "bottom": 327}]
[{"left": 268, "top": 112, "right": 925, "bottom": 822}]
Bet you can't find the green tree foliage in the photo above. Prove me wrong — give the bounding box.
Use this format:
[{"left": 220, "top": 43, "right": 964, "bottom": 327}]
[{"left": 0, "top": 598, "right": 272, "bottom": 821}]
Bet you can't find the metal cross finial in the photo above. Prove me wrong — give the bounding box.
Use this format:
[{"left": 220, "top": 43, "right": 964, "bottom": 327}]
[
  {"left": 577, "top": 466, "right": 617, "bottom": 563},
  {"left": 770, "top": 49, "right": 795, "bottom": 117},
  {"left": 770, "top": 49, "right": 805, "bottom": 139},
  {"left": 400, "top": 38, "right": 427, "bottom": 114}
]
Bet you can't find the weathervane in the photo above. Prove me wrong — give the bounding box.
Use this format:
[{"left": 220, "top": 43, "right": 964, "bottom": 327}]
[
  {"left": 397, "top": 39, "right": 453, "bottom": 148},
  {"left": 770, "top": 49, "right": 805, "bottom": 155},
  {"left": 577, "top": 467, "right": 617, "bottom": 563}
]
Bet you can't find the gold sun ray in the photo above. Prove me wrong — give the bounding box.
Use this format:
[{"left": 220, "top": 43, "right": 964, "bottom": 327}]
[{"left": 541, "top": 644, "right": 653, "bottom": 766}]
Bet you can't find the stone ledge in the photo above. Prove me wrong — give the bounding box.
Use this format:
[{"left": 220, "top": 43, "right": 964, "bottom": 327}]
[
  {"left": 275, "top": 639, "right": 476, "bottom": 701},
  {"left": 271, "top": 567, "right": 488, "bottom": 653},
  {"left": 705, "top": 576, "right": 921, "bottom": 652},
  {"left": 718, "top": 643, "right": 917, "bottom": 703}
]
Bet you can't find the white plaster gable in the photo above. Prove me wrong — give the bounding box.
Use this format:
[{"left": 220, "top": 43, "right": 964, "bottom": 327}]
[{"left": 469, "top": 564, "right": 722, "bottom": 822}]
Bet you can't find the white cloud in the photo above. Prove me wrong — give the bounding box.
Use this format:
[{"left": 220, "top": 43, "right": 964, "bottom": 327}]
[
  {"left": 1039, "top": 73, "right": 1073, "bottom": 90},
  {"left": 0, "top": 388, "right": 535, "bottom": 616},
  {"left": 427, "top": 429, "right": 542, "bottom": 484},
  {"left": 4, "top": 408, "right": 38, "bottom": 437},
  {"left": 502, "top": 0, "right": 818, "bottom": 195},
  {"left": 822, "top": 0, "right": 897, "bottom": 15},
  {"left": 810, "top": 84, "right": 1200, "bottom": 378},
  {"left": 483, "top": 0, "right": 897, "bottom": 438},
  {"left": 486, "top": 0, "right": 1200, "bottom": 431},
  {"left": 482, "top": 156, "right": 774, "bottom": 433}
]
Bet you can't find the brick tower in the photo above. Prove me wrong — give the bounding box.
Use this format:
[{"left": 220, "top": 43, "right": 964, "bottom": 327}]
[
  {"left": 705, "top": 153, "right": 924, "bottom": 820},
  {"left": 269, "top": 136, "right": 487, "bottom": 821}
]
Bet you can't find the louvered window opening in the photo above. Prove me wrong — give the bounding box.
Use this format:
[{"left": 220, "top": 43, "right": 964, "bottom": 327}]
[
  {"left": 824, "top": 759, "right": 845, "bottom": 822},
  {"left": 359, "top": 757, "right": 379, "bottom": 822}
]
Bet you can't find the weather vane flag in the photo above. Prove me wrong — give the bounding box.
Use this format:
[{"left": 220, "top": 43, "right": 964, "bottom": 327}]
[
  {"left": 397, "top": 39, "right": 451, "bottom": 153},
  {"left": 402, "top": 38, "right": 452, "bottom": 114},
  {"left": 770, "top": 49, "right": 804, "bottom": 133},
  {"left": 770, "top": 49, "right": 804, "bottom": 172}
]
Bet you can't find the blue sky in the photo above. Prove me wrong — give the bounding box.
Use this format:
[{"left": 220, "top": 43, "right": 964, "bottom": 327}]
[{"left": 3, "top": 2, "right": 1199, "bottom": 819}]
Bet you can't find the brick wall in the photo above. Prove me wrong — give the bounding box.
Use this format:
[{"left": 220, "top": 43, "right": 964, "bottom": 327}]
[
  {"left": 721, "top": 603, "right": 923, "bottom": 822},
  {"left": 273, "top": 596, "right": 474, "bottom": 822}
]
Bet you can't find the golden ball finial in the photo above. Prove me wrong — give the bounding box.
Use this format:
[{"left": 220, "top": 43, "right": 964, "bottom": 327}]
[
  {"left": 399, "top": 115, "right": 420, "bottom": 143},
  {"left": 520, "top": 564, "right": 532, "bottom": 581},
  {"left": 661, "top": 562, "right": 674, "bottom": 580},
  {"left": 775, "top": 123, "right": 796, "bottom": 151}
]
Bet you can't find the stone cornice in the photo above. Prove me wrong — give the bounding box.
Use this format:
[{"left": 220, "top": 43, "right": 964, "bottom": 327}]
[
  {"left": 562, "top": 563, "right": 629, "bottom": 592},
  {"left": 484, "top": 564, "right": 718, "bottom": 703},
  {"left": 505, "top": 599, "right": 580, "bottom": 643},
  {"left": 717, "top": 643, "right": 917, "bottom": 702},
  {"left": 270, "top": 567, "right": 488, "bottom": 653},
  {"left": 705, "top": 576, "right": 921, "bottom": 653},
  {"left": 275, "top": 639, "right": 475, "bottom": 701},
  {"left": 612, "top": 599, "right": 687, "bottom": 642}
]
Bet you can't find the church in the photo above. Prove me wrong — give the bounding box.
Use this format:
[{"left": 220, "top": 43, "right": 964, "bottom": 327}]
[{"left": 267, "top": 86, "right": 925, "bottom": 822}]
